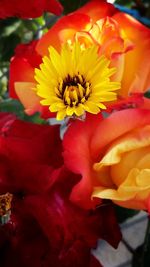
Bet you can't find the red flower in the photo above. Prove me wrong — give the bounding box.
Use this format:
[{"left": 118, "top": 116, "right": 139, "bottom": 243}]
[
  {"left": 0, "top": 168, "right": 121, "bottom": 267},
  {"left": 0, "top": 113, "right": 121, "bottom": 267},
  {"left": 63, "top": 109, "right": 150, "bottom": 211},
  {"left": 0, "top": 0, "right": 63, "bottom": 18}
]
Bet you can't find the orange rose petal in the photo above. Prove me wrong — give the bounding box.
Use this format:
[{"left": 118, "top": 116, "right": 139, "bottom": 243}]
[
  {"left": 114, "top": 198, "right": 149, "bottom": 211},
  {"left": 93, "top": 186, "right": 136, "bottom": 202},
  {"left": 140, "top": 97, "right": 150, "bottom": 110},
  {"left": 15, "top": 82, "right": 41, "bottom": 115},
  {"left": 94, "top": 125, "right": 150, "bottom": 171},
  {"left": 109, "top": 54, "right": 125, "bottom": 82},
  {"left": 111, "top": 146, "right": 150, "bottom": 187},
  {"left": 9, "top": 57, "right": 35, "bottom": 99},
  {"left": 93, "top": 189, "right": 149, "bottom": 210},
  {"left": 91, "top": 109, "right": 150, "bottom": 158},
  {"left": 135, "top": 153, "right": 150, "bottom": 170},
  {"left": 36, "top": 13, "right": 92, "bottom": 56},
  {"left": 113, "top": 12, "right": 150, "bottom": 96},
  {"left": 75, "top": 0, "right": 117, "bottom": 23},
  {"left": 93, "top": 168, "right": 150, "bottom": 209},
  {"left": 36, "top": 0, "right": 117, "bottom": 57}
]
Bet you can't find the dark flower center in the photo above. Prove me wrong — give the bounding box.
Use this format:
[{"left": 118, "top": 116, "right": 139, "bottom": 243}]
[{"left": 55, "top": 74, "right": 91, "bottom": 107}]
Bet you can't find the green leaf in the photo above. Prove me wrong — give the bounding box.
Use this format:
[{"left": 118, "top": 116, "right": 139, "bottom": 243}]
[
  {"left": 60, "top": 0, "right": 89, "bottom": 14},
  {"left": 0, "top": 18, "right": 21, "bottom": 37},
  {"left": 132, "top": 218, "right": 150, "bottom": 267},
  {"left": 0, "top": 34, "right": 21, "bottom": 61},
  {"left": 144, "top": 91, "right": 150, "bottom": 99},
  {"left": 0, "top": 99, "right": 47, "bottom": 124},
  {"left": 132, "top": 244, "right": 150, "bottom": 267},
  {"left": 114, "top": 205, "right": 139, "bottom": 223},
  {"left": 115, "top": 0, "right": 133, "bottom": 6}
]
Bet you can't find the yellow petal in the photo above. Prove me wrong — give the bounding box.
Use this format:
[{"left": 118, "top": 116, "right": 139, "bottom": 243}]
[
  {"left": 56, "top": 109, "right": 66, "bottom": 120},
  {"left": 84, "top": 101, "right": 100, "bottom": 114}
]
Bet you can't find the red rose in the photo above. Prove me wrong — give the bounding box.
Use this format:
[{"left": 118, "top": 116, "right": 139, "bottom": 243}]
[
  {"left": 0, "top": 113, "right": 121, "bottom": 267},
  {"left": 0, "top": 0, "right": 63, "bottom": 18}
]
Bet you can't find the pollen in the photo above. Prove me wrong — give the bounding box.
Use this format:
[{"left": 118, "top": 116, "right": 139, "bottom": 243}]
[
  {"left": 34, "top": 41, "right": 120, "bottom": 120},
  {"left": 57, "top": 74, "right": 91, "bottom": 107},
  {"left": 0, "top": 192, "right": 13, "bottom": 217}
]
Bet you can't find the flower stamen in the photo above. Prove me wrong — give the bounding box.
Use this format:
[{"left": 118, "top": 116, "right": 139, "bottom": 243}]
[
  {"left": 58, "top": 74, "right": 91, "bottom": 108},
  {"left": 0, "top": 192, "right": 13, "bottom": 224}
]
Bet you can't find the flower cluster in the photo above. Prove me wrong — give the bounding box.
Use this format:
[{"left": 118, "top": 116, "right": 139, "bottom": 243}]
[{"left": 0, "top": 0, "right": 150, "bottom": 266}]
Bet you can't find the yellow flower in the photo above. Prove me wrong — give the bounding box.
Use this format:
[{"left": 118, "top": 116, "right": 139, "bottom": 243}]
[{"left": 34, "top": 41, "right": 120, "bottom": 120}]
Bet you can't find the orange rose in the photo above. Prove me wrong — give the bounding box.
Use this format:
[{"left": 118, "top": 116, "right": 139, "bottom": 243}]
[
  {"left": 9, "top": 0, "right": 150, "bottom": 120},
  {"left": 63, "top": 109, "right": 150, "bottom": 211}
]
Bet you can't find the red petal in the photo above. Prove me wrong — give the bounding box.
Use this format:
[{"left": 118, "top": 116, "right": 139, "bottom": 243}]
[
  {"left": 0, "top": 116, "right": 63, "bottom": 167},
  {"left": 22, "top": 168, "right": 121, "bottom": 266},
  {"left": 75, "top": 0, "right": 117, "bottom": 23},
  {"left": 9, "top": 41, "right": 42, "bottom": 99},
  {"left": 0, "top": 0, "right": 63, "bottom": 18},
  {"left": 63, "top": 114, "right": 103, "bottom": 208}
]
